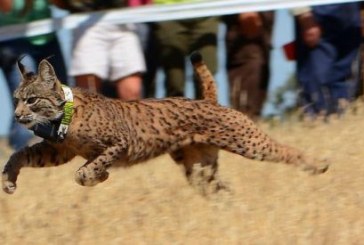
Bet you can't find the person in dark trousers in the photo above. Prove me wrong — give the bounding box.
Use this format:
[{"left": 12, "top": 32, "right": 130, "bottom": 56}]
[
  {"left": 224, "top": 11, "right": 274, "bottom": 120},
  {"left": 293, "top": 3, "right": 361, "bottom": 118}
]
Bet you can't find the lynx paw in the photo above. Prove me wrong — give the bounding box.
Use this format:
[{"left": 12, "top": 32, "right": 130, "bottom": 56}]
[
  {"left": 2, "top": 173, "right": 17, "bottom": 194},
  {"left": 75, "top": 167, "right": 109, "bottom": 186},
  {"left": 302, "top": 158, "right": 330, "bottom": 175}
]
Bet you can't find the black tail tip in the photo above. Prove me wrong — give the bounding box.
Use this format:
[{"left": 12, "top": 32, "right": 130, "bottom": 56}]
[{"left": 190, "top": 51, "right": 203, "bottom": 64}]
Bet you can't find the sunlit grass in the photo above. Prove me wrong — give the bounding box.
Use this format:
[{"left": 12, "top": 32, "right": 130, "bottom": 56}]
[{"left": 1, "top": 102, "right": 364, "bottom": 244}]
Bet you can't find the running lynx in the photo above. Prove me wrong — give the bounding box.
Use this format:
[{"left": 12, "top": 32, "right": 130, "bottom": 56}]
[{"left": 2, "top": 52, "right": 328, "bottom": 195}]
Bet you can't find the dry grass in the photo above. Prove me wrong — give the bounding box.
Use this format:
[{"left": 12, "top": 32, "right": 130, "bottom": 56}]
[{"left": 1, "top": 103, "right": 364, "bottom": 245}]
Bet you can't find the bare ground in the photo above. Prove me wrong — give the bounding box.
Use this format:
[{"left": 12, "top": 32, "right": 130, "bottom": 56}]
[{"left": 1, "top": 103, "right": 364, "bottom": 245}]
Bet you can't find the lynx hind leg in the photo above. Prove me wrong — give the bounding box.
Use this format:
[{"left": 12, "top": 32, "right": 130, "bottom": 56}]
[
  {"left": 236, "top": 136, "right": 329, "bottom": 175},
  {"left": 294, "top": 154, "right": 329, "bottom": 175},
  {"left": 219, "top": 130, "right": 330, "bottom": 175},
  {"left": 260, "top": 144, "right": 330, "bottom": 175},
  {"left": 170, "top": 144, "right": 229, "bottom": 196},
  {"left": 75, "top": 159, "right": 110, "bottom": 186},
  {"left": 199, "top": 108, "right": 330, "bottom": 175}
]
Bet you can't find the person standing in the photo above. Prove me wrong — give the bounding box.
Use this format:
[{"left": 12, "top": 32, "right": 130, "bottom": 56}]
[
  {"left": 293, "top": 3, "right": 361, "bottom": 117},
  {"left": 52, "top": 0, "right": 146, "bottom": 100},
  {"left": 152, "top": 0, "right": 219, "bottom": 98},
  {"left": 224, "top": 11, "right": 274, "bottom": 120}
]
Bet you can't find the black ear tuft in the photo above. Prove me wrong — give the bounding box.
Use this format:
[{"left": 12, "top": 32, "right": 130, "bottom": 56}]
[
  {"left": 16, "top": 55, "right": 28, "bottom": 79},
  {"left": 190, "top": 51, "right": 203, "bottom": 65},
  {"left": 44, "top": 54, "right": 55, "bottom": 61}
]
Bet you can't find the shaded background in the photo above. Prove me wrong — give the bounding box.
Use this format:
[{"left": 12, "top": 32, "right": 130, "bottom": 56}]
[{"left": 0, "top": 8, "right": 296, "bottom": 136}]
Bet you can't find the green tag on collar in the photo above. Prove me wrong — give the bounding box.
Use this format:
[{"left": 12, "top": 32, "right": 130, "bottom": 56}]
[{"left": 57, "top": 85, "right": 74, "bottom": 140}]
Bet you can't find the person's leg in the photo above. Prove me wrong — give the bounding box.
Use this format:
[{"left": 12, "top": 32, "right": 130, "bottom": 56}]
[
  {"left": 227, "top": 43, "right": 267, "bottom": 119},
  {"left": 228, "top": 65, "right": 247, "bottom": 112},
  {"left": 109, "top": 26, "right": 146, "bottom": 100},
  {"left": 327, "top": 26, "right": 361, "bottom": 112},
  {"left": 74, "top": 74, "right": 102, "bottom": 93},
  {"left": 153, "top": 21, "right": 189, "bottom": 97},
  {"left": 308, "top": 4, "right": 361, "bottom": 114},
  {"left": 135, "top": 23, "right": 158, "bottom": 98},
  {"left": 225, "top": 14, "right": 272, "bottom": 119},
  {"left": 70, "top": 24, "right": 110, "bottom": 92},
  {"left": 191, "top": 17, "right": 218, "bottom": 99},
  {"left": 295, "top": 16, "right": 337, "bottom": 116},
  {"left": 0, "top": 40, "right": 34, "bottom": 150},
  {"left": 115, "top": 73, "right": 143, "bottom": 100}
]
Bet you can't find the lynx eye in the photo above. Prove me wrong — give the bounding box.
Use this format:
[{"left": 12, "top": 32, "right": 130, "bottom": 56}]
[{"left": 26, "top": 97, "right": 38, "bottom": 105}]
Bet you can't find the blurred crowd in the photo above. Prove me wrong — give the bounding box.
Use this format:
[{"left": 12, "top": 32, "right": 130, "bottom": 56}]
[{"left": 1, "top": 0, "right": 364, "bottom": 150}]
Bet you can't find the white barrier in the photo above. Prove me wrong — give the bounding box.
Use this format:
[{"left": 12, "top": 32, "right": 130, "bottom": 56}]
[{"left": 0, "top": 0, "right": 361, "bottom": 42}]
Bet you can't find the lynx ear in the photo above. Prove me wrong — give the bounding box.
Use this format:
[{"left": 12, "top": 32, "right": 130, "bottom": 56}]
[{"left": 38, "top": 59, "right": 60, "bottom": 90}]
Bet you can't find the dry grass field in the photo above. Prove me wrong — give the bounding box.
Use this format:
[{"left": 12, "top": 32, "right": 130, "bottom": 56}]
[{"left": 1, "top": 103, "right": 364, "bottom": 245}]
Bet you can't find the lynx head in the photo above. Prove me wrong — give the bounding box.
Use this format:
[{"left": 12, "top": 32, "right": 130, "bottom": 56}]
[{"left": 13, "top": 59, "right": 66, "bottom": 128}]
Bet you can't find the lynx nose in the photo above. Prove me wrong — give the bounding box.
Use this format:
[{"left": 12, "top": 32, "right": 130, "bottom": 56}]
[{"left": 14, "top": 113, "right": 21, "bottom": 121}]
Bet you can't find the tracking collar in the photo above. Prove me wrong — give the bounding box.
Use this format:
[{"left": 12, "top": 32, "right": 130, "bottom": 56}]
[{"left": 30, "top": 85, "right": 74, "bottom": 142}]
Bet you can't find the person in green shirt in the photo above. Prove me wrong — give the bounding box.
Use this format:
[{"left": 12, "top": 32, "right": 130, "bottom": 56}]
[
  {"left": 152, "top": 0, "right": 219, "bottom": 98},
  {"left": 0, "top": 0, "right": 68, "bottom": 150}
]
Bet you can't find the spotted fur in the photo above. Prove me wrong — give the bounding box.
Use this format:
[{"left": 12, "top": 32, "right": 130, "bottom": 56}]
[{"left": 2, "top": 54, "right": 329, "bottom": 195}]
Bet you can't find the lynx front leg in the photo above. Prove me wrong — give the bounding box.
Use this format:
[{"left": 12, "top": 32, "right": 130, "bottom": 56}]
[
  {"left": 75, "top": 146, "right": 124, "bottom": 186},
  {"left": 2, "top": 141, "right": 75, "bottom": 194}
]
